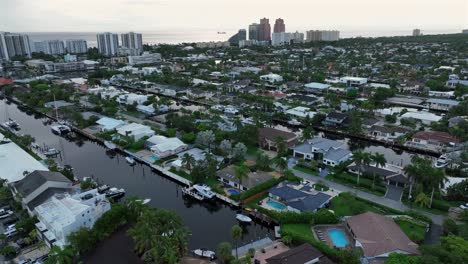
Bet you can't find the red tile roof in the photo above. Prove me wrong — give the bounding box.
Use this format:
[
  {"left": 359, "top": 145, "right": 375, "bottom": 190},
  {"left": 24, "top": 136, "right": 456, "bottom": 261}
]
[
  {"left": 412, "top": 131, "right": 460, "bottom": 144},
  {"left": 0, "top": 78, "right": 13, "bottom": 85}
]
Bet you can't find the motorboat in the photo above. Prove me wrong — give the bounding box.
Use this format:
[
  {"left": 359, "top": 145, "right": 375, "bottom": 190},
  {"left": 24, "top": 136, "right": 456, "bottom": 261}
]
[
  {"left": 135, "top": 198, "right": 151, "bottom": 205},
  {"left": 193, "top": 184, "right": 216, "bottom": 199},
  {"left": 193, "top": 249, "right": 216, "bottom": 260},
  {"left": 104, "top": 141, "right": 117, "bottom": 150},
  {"left": 1, "top": 119, "right": 20, "bottom": 133},
  {"left": 434, "top": 154, "right": 451, "bottom": 168},
  {"left": 236, "top": 214, "right": 252, "bottom": 223},
  {"left": 43, "top": 148, "right": 60, "bottom": 157},
  {"left": 182, "top": 186, "right": 205, "bottom": 201},
  {"left": 126, "top": 156, "right": 136, "bottom": 165},
  {"left": 51, "top": 124, "right": 71, "bottom": 135},
  {"left": 97, "top": 184, "right": 110, "bottom": 194},
  {"left": 105, "top": 187, "right": 126, "bottom": 200}
]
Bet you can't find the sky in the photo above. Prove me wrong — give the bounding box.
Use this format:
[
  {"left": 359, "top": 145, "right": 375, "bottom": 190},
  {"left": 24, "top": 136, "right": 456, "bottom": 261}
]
[{"left": 1, "top": 0, "right": 467, "bottom": 33}]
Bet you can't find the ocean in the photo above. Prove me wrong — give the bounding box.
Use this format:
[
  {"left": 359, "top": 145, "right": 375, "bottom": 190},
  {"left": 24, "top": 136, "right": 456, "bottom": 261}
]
[{"left": 23, "top": 28, "right": 460, "bottom": 47}]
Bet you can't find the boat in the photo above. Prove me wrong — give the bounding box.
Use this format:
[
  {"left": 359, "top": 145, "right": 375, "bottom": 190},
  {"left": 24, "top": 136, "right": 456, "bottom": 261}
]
[
  {"left": 105, "top": 187, "right": 126, "bottom": 200},
  {"left": 126, "top": 156, "right": 136, "bottom": 165},
  {"left": 135, "top": 198, "right": 151, "bottom": 205},
  {"left": 182, "top": 186, "right": 205, "bottom": 201},
  {"left": 236, "top": 214, "right": 253, "bottom": 223},
  {"left": 192, "top": 184, "right": 216, "bottom": 199},
  {"left": 434, "top": 154, "right": 451, "bottom": 168},
  {"left": 193, "top": 249, "right": 216, "bottom": 260},
  {"left": 97, "top": 184, "right": 110, "bottom": 194},
  {"left": 43, "top": 148, "right": 60, "bottom": 157},
  {"left": 104, "top": 141, "right": 117, "bottom": 150},
  {"left": 1, "top": 119, "right": 20, "bottom": 133},
  {"left": 51, "top": 124, "right": 71, "bottom": 135}
]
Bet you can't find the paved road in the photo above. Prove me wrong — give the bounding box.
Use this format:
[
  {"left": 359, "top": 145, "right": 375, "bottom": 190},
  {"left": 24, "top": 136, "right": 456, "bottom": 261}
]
[{"left": 288, "top": 159, "right": 445, "bottom": 225}]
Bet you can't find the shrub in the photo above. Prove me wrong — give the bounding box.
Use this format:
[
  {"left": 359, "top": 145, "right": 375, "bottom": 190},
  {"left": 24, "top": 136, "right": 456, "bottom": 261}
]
[
  {"left": 405, "top": 210, "right": 432, "bottom": 223},
  {"left": 430, "top": 199, "right": 451, "bottom": 212}
]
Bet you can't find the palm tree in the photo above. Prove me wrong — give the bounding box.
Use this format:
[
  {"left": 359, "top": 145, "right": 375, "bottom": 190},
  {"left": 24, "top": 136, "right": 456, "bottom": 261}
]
[
  {"left": 217, "top": 242, "right": 233, "bottom": 264},
  {"left": 300, "top": 127, "right": 314, "bottom": 142},
  {"left": 371, "top": 153, "right": 386, "bottom": 189},
  {"left": 231, "top": 225, "right": 243, "bottom": 260},
  {"left": 428, "top": 168, "right": 447, "bottom": 208},
  {"left": 415, "top": 192, "right": 430, "bottom": 208},
  {"left": 275, "top": 157, "right": 288, "bottom": 175},
  {"left": 181, "top": 153, "right": 196, "bottom": 172},
  {"left": 352, "top": 150, "right": 371, "bottom": 185},
  {"left": 46, "top": 246, "right": 76, "bottom": 264},
  {"left": 275, "top": 136, "right": 287, "bottom": 156}
]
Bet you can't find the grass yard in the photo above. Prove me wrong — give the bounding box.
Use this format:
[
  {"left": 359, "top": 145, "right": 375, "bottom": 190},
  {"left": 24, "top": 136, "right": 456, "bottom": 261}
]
[
  {"left": 395, "top": 218, "right": 427, "bottom": 244},
  {"left": 281, "top": 224, "right": 315, "bottom": 244},
  {"left": 293, "top": 165, "right": 318, "bottom": 176},
  {"left": 330, "top": 192, "right": 401, "bottom": 217},
  {"left": 326, "top": 172, "right": 387, "bottom": 196}
]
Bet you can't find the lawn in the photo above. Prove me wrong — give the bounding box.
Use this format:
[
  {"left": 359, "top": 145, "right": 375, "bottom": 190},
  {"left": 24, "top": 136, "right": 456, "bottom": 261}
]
[
  {"left": 293, "top": 165, "right": 318, "bottom": 175},
  {"left": 395, "top": 218, "right": 427, "bottom": 244},
  {"left": 313, "top": 183, "right": 329, "bottom": 192},
  {"left": 330, "top": 192, "right": 401, "bottom": 217},
  {"left": 326, "top": 172, "right": 387, "bottom": 196},
  {"left": 281, "top": 224, "right": 315, "bottom": 244}
]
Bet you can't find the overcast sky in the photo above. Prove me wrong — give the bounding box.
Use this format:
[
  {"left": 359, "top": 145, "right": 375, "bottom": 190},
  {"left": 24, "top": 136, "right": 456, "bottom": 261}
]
[{"left": 1, "top": 0, "right": 467, "bottom": 32}]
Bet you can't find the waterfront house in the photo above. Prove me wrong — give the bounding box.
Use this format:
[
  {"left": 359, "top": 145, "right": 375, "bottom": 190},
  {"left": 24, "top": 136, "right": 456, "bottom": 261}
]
[
  {"left": 410, "top": 131, "right": 460, "bottom": 149},
  {"left": 292, "top": 137, "right": 352, "bottom": 167},
  {"left": 448, "top": 116, "right": 468, "bottom": 127},
  {"left": 216, "top": 165, "right": 274, "bottom": 191},
  {"left": 424, "top": 98, "right": 459, "bottom": 111},
  {"left": 347, "top": 164, "right": 408, "bottom": 188},
  {"left": 399, "top": 111, "right": 442, "bottom": 125},
  {"left": 260, "top": 73, "right": 283, "bottom": 83},
  {"left": 116, "top": 123, "right": 155, "bottom": 141},
  {"left": 265, "top": 243, "right": 335, "bottom": 264},
  {"left": 268, "top": 182, "right": 331, "bottom": 212},
  {"left": 136, "top": 104, "right": 155, "bottom": 115},
  {"left": 346, "top": 212, "right": 420, "bottom": 262},
  {"left": 145, "top": 135, "right": 188, "bottom": 158},
  {"left": 187, "top": 89, "right": 214, "bottom": 99},
  {"left": 35, "top": 189, "right": 111, "bottom": 248},
  {"left": 44, "top": 100, "right": 74, "bottom": 108},
  {"left": 10, "top": 170, "right": 73, "bottom": 214},
  {"left": 170, "top": 148, "right": 223, "bottom": 169},
  {"left": 258, "top": 127, "right": 298, "bottom": 151},
  {"left": 117, "top": 93, "right": 148, "bottom": 105},
  {"left": 0, "top": 138, "right": 49, "bottom": 183},
  {"left": 322, "top": 112, "right": 348, "bottom": 127},
  {"left": 369, "top": 125, "right": 409, "bottom": 141},
  {"left": 304, "top": 82, "right": 330, "bottom": 93},
  {"left": 285, "top": 106, "right": 316, "bottom": 119},
  {"left": 96, "top": 117, "right": 125, "bottom": 132}
]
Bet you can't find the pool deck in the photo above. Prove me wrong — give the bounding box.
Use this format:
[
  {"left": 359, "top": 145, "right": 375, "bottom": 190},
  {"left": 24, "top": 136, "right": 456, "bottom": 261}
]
[
  {"left": 259, "top": 197, "right": 287, "bottom": 212},
  {"left": 313, "top": 224, "right": 354, "bottom": 250}
]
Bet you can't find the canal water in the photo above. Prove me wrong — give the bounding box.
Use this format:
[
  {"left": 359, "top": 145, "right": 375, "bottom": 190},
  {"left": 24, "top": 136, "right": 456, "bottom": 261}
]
[{"left": 1, "top": 100, "right": 273, "bottom": 252}]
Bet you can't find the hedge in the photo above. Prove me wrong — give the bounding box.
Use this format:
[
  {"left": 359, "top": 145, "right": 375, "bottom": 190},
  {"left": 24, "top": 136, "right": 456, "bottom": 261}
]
[{"left": 405, "top": 210, "right": 432, "bottom": 224}]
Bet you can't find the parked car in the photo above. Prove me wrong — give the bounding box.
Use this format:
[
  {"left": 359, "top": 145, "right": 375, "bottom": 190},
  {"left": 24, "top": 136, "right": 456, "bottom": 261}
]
[
  {"left": 2, "top": 216, "right": 18, "bottom": 227},
  {"left": 18, "top": 259, "right": 33, "bottom": 264},
  {"left": 4, "top": 227, "right": 18, "bottom": 238},
  {"left": 0, "top": 209, "right": 14, "bottom": 219},
  {"left": 33, "top": 255, "right": 49, "bottom": 264}
]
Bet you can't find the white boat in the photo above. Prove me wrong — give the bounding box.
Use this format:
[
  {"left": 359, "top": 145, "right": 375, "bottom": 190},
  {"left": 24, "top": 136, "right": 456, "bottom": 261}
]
[
  {"left": 135, "top": 198, "right": 151, "bottom": 205},
  {"left": 434, "top": 155, "right": 451, "bottom": 168},
  {"left": 182, "top": 186, "right": 205, "bottom": 201},
  {"left": 236, "top": 214, "right": 252, "bottom": 223},
  {"left": 43, "top": 148, "right": 60, "bottom": 157},
  {"left": 193, "top": 249, "right": 216, "bottom": 260},
  {"left": 105, "top": 187, "right": 126, "bottom": 200},
  {"left": 97, "top": 184, "right": 110, "bottom": 194},
  {"left": 104, "top": 141, "right": 117, "bottom": 150},
  {"left": 51, "top": 124, "right": 71, "bottom": 135},
  {"left": 126, "top": 156, "right": 136, "bottom": 165},
  {"left": 193, "top": 184, "right": 216, "bottom": 199}
]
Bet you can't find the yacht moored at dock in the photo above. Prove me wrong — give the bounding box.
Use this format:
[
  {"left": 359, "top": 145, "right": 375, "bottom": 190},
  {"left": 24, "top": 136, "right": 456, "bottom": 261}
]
[
  {"left": 182, "top": 186, "right": 205, "bottom": 201},
  {"left": 193, "top": 249, "right": 216, "bottom": 260},
  {"left": 126, "top": 156, "right": 136, "bottom": 165},
  {"left": 105, "top": 187, "right": 126, "bottom": 200},
  {"left": 236, "top": 214, "right": 253, "bottom": 223},
  {"left": 192, "top": 184, "right": 216, "bottom": 199},
  {"left": 104, "top": 141, "right": 117, "bottom": 150},
  {"left": 51, "top": 124, "right": 71, "bottom": 135}
]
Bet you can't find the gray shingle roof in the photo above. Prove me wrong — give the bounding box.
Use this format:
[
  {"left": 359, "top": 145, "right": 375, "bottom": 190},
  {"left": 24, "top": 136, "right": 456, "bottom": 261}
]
[
  {"left": 286, "top": 192, "right": 331, "bottom": 211},
  {"left": 323, "top": 148, "right": 352, "bottom": 161},
  {"left": 13, "top": 170, "right": 71, "bottom": 197},
  {"left": 269, "top": 186, "right": 306, "bottom": 200}
]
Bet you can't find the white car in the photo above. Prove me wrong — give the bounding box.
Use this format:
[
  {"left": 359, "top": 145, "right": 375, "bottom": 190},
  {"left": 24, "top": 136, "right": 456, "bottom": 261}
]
[
  {"left": 0, "top": 209, "right": 13, "bottom": 219},
  {"left": 4, "top": 227, "right": 18, "bottom": 238}
]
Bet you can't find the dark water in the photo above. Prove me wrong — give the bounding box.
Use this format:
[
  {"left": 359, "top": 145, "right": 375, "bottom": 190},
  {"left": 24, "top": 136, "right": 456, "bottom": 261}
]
[{"left": 0, "top": 100, "right": 273, "bottom": 251}]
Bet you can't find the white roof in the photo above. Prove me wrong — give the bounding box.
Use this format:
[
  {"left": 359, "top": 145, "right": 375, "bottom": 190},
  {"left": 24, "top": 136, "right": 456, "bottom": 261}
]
[
  {"left": 0, "top": 140, "right": 48, "bottom": 183},
  {"left": 117, "top": 123, "right": 153, "bottom": 135},
  {"left": 148, "top": 136, "right": 186, "bottom": 152},
  {"left": 96, "top": 117, "right": 125, "bottom": 130},
  {"left": 304, "top": 82, "right": 330, "bottom": 90},
  {"left": 400, "top": 112, "right": 442, "bottom": 122},
  {"left": 286, "top": 106, "right": 316, "bottom": 118}
]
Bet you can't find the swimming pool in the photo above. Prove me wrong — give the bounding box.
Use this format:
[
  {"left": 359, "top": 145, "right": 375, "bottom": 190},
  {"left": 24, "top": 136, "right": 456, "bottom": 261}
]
[
  {"left": 266, "top": 200, "right": 286, "bottom": 210},
  {"left": 227, "top": 189, "right": 239, "bottom": 195},
  {"left": 328, "top": 229, "right": 349, "bottom": 248}
]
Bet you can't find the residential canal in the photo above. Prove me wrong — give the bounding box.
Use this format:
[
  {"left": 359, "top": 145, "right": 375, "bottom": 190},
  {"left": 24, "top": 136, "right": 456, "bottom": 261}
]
[{"left": 1, "top": 100, "right": 273, "bottom": 251}]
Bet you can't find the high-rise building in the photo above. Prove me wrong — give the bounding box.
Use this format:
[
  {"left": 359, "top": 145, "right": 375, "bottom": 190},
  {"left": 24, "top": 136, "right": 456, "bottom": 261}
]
[
  {"left": 291, "top": 31, "right": 304, "bottom": 43},
  {"left": 258, "top": 18, "right": 271, "bottom": 41},
  {"left": 97, "top": 32, "right": 119, "bottom": 57},
  {"left": 228, "top": 29, "right": 247, "bottom": 45},
  {"left": 249, "top": 23, "right": 260, "bottom": 40},
  {"left": 121, "top": 32, "right": 143, "bottom": 51},
  {"left": 66, "top": 39, "right": 88, "bottom": 54},
  {"left": 272, "top": 32, "right": 291, "bottom": 46},
  {"left": 0, "top": 32, "right": 32, "bottom": 61},
  {"left": 412, "top": 29, "right": 421, "bottom": 36},
  {"left": 274, "top": 18, "right": 286, "bottom": 33},
  {"left": 306, "top": 30, "right": 339, "bottom": 42},
  {"left": 33, "top": 40, "right": 66, "bottom": 55}
]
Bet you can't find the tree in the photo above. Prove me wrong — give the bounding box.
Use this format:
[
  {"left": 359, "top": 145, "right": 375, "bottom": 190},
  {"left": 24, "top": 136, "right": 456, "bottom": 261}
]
[
  {"left": 219, "top": 139, "right": 233, "bottom": 160},
  {"left": 427, "top": 167, "right": 447, "bottom": 208},
  {"left": 181, "top": 153, "right": 196, "bottom": 172},
  {"left": 275, "top": 136, "right": 287, "bottom": 157},
  {"left": 385, "top": 253, "right": 420, "bottom": 264},
  {"left": 256, "top": 151, "right": 270, "bottom": 171},
  {"left": 45, "top": 246, "right": 76, "bottom": 264},
  {"left": 234, "top": 165, "right": 249, "bottom": 194},
  {"left": 301, "top": 127, "right": 314, "bottom": 142},
  {"left": 371, "top": 152, "right": 386, "bottom": 189},
  {"left": 352, "top": 150, "right": 371, "bottom": 184},
  {"left": 67, "top": 227, "right": 97, "bottom": 255},
  {"left": 217, "top": 242, "right": 233, "bottom": 264},
  {"left": 415, "top": 192, "right": 430, "bottom": 208},
  {"left": 231, "top": 225, "right": 243, "bottom": 259},
  {"left": 275, "top": 157, "right": 288, "bottom": 175},
  {"left": 196, "top": 130, "right": 216, "bottom": 151},
  {"left": 232, "top": 142, "right": 247, "bottom": 162}
]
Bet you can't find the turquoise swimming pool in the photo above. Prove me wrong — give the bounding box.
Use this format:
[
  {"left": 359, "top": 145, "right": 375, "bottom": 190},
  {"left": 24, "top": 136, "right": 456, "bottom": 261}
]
[
  {"left": 266, "top": 200, "right": 286, "bottom": 210},
  {"left": 328, "top": 229, "right": 349, "bottom": 248}
]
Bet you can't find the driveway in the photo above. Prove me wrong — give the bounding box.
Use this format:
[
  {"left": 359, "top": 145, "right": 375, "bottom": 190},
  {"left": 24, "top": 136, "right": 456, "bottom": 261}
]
[{"left": 385, "top": 185, "right": 404, "bottom": 202}]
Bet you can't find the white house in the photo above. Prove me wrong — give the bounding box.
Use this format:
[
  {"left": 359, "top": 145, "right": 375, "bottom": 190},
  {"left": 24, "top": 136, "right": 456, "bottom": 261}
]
[
  {"left": 292, "top": 137, "right": 352, "bottom": 167},
  {"left": 339, "top": 76, "right": 368, "bottom": 86},
  {"left": 304, "top": 82, "right": 330, "bottom": 92},
  {"left": 117, "top": 93, "right": 148, "bottom": 105},
  {"left": 145, "top": 135, "right": 188, "bottom": 158},
  {"left": 425, "top": 98, "right": 459, "bottom": 111},
  {"left": 400, "top": 111, "right": 442, "bottom": 125},
  {"left": 96, "top": 117, "right": 125, "bottom": 131},
  {"left": 35, "top": 189, "right": 111, "bottom": 248},
  {"left": 285, "top": 106, "right": 316, "bottom": 119},
  {"left": 136, "top": 104, "right": 155, "bottom": 115},
  {"left": 260, "top": 73, "right": 283, "bottom": 83},
  {"left": 117, "top": 123, "right": 155, "bottom": 140}
]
